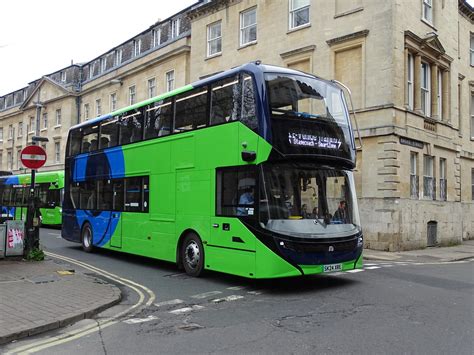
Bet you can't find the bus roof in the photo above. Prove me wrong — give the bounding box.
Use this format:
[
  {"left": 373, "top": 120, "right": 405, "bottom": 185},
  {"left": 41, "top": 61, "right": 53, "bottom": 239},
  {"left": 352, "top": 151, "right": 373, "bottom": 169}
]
[{"left": 69, "top": 62, "right": 336, "bottom": 132}]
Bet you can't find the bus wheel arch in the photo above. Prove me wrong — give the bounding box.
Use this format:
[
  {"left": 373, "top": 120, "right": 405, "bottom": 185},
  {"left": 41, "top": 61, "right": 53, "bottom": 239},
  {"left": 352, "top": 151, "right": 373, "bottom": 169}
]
[
  {"left": 81, "top": 221, "right": 94, "bottom": 253},
  {"left": 178, "top": 230, "right": 205, "bottom": 277}
]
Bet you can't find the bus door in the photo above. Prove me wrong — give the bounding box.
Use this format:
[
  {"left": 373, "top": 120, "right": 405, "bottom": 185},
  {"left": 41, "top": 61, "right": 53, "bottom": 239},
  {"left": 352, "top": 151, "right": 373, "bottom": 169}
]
[
  {"left": 108, "top": 179, "right": 123, "bottom": 248},
  {"left": 209, "top": 168, "right": 256, "bottom": 276}
]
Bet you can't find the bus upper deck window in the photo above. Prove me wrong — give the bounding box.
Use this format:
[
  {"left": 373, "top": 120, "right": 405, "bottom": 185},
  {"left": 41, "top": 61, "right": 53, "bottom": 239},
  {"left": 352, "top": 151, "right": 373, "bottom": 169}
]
[
  {"left": 69, "top": 130, "right": 82, "bottom": 156},
  {"left": 210, "top": 75, "right": 240, "bottom": 125},
  {"left": 120, "top": 109, "right": 144, "bottom": 144},
  {"left": 241, "top": 74, "right": 257, "bottom": 130}
]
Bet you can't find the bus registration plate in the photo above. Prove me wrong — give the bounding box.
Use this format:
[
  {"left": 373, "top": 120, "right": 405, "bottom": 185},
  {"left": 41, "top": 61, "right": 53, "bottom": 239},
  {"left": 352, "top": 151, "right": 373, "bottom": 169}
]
[{"left": 323, "top": 264, "right": 342, "bottom": 273}]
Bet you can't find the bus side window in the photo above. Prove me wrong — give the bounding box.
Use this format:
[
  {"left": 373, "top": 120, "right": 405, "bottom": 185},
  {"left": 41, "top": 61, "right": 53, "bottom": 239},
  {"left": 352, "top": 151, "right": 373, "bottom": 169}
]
[
  {"left": 125, "top": 177, "right": 142, "bottom": 212},
  {"left": 82, "top": 125, "right": 99, "bottom": 153},
  {"left": 119, "top": 109, "right": 143, "bottom": 145},
  {"left": 98, "top": 179, "right": 113, "bottom": 210},
  {"left": 216, "top": 166, "right": 256, "bottom": 217},
  {"left": 241, "top": 73, "right": 257, "bottom": 130},
  {"left": 145, "top": 99, "right": 173, "bottom": 139},
  {"left": 174, "top": 88, "right": 208, "bottom": 133},
  {"left": 69, "top": 129, "right": 82, "bottom": 156},
  {"left": 70, "top": 182, "right": 80, "bottom": 209},
  {"left": 2, "top": 187, "right": 12, "bottom": 206},
  {"left": 210, "top": 75, "right": 240, "bottom": 125},
  {"left": 100, "top": 117, "right": 119, "bottom": 149},
  {"left": 79, "top": 181, "right": 97, "bottom": 210},
  {"left": 13, "top": 188, "right": 24, "bottom": 207}
]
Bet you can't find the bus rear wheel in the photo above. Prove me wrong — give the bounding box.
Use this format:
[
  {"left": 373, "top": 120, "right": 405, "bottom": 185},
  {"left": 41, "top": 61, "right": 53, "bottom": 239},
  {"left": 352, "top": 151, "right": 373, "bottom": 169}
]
[
  {"left": 81, "top": 223, "right": 94, "bottom": 253},
  {"left": 181, "top": 233, "right": 204, "bottom": 277}
]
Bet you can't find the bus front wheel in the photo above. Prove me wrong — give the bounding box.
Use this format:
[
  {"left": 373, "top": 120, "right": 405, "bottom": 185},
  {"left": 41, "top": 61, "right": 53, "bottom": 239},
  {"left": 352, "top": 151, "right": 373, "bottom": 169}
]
[
  {"left": 181, "top": 233, "right": 204, "bottom": 277},
  {"left": 81, "top": 223, "right": 94, "bottom": 253}
]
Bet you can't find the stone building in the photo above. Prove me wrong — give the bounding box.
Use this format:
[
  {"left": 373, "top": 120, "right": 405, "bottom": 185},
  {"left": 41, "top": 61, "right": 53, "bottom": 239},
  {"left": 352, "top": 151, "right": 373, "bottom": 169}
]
[{"left": 0, "top": 0, "right": 472, "bottom": 250}]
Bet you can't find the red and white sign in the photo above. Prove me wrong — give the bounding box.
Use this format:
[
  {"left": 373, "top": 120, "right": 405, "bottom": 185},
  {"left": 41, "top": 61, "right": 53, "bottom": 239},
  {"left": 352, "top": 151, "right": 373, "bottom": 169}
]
[{"left": 20, "top": 145, "right": 47, "bottom": 169}]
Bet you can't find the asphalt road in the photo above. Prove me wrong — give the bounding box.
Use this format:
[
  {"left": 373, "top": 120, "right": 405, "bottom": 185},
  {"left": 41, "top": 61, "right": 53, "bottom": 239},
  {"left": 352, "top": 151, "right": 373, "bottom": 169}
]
[{"left": 21, "top": 228, "right": 474, "bottom": 354}]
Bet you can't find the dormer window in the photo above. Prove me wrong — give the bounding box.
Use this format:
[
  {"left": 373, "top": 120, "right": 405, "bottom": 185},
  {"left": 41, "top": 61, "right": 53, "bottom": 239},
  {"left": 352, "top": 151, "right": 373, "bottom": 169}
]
[
  {"left": 134, "top": 39, "right": 142, "bottom": 57},
  {"left": 60, "top": 71, "right": 66, "bottom": 82},
  {"left": 171, "top": 18, "right": 180, "bottom": 38}
]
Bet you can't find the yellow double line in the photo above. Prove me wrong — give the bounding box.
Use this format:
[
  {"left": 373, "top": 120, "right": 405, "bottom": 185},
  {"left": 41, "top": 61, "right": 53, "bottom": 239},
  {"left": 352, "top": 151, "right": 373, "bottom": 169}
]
[{"left": 7, "top": 251, "right": 156, "bottom": 354}]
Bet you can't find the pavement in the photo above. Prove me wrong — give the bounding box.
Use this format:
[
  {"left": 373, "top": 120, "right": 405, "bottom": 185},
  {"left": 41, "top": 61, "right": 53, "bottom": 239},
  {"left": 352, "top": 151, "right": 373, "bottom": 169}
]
[
  {"left": 0, "top": 255, "right": 121, "bottom": 346},
  {"left": 0, "top": 240, "right": 473, "bottom": 346}
]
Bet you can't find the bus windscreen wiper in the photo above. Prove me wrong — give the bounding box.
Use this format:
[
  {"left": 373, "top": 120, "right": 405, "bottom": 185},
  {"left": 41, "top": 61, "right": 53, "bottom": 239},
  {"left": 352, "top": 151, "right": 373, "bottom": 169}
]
[{"left": 272, "top": 108, "right": 324, "bottom": 119}]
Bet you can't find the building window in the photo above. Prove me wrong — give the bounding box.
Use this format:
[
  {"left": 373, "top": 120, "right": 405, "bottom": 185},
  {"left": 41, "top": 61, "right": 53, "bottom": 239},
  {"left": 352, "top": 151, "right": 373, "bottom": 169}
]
[
  {"left": 289, "top": 0, "right": 310, "bottom": 30},
  {"left": 18, "top": 122, "right": 23, "bottom": 137},
  {"left": 472, "top": 168, "right": 474, "bottom": 201},
  {"left": 7, "top": 151, "right": 12, "bottom": 171},
  {"left": 422, "top": 0, "right": 432, "bottom": 24},
  {"left": 437, "top": 70, "right": 442, "bottom": 120},
  {"left": 166, "top": 71, "right": 175, "bottom": 92},
  {"left": 148, "top": 78, "right": 156, "bottom": 98},
  {"left": 410, "top": 152, "right": 419, "bottom": 198},
  {"left": 240, "top": 7, "right": 257, "bottom": 46},
  {"left": 470, "top": 33, "right": 473, "bottom": 66},
  {"left": 17, "top": 149, "right": 21, "bottom": 169},
  {"left": 89, "top": 63, "right": 94, "bottom": 79},
  {"left": 110, "top": 93, "right": 117, "bottom": 111},
  {"left": 407, "top": 53, "right": 414, "bottom": 110},
  {"left": 115, "top": 49, "right": 122, "bottom": 66},
  {"left": 84, "top": 104, "right": 90, "bottom": 120},
  {"left": 56, "top": 109, "right": 62, "bottom": 126},
  {"left": 439, "top": 158, "right": 446, "bottom": 201},
  {"left": 8, "top": 125, "right": 13, "bottom": 139},
  {"left": 421, "top": 62, "right": 431, "bottom": 116},
  {"left": 207, "top": 21, "right": 222, "bottom": 57},
  {"left": 29, "top": 117, "right": 35, "bottom": 133},
  {"left": 55, "top": 142, "right": 60, "bottom": 163},
  {"left": 423, "top": 155, "right": 435, "bottom": 200},
  {"left": 129, "top": 86, "right": 136, "bottom": 105},
  {"left": 470, "top": 91, "right": 474, "bottom": 139},
  {"left": 60, "top": 71, "right": 66, "bottom": 82},
  {"left": 0, "top": 127, "right": 3, "bottom": 141},
  {"left": 152, "top": 28, "right": 161, "bottom": 48},
  {"left": 96, "top": 99, "right": 102, "bottom": 116},
  {"left": 43, "top": 112, "right": 48, "bottom": 129},
  {"left": 171, "top": 18, "right": 180, "bottom": 38},
  {"left": 101, "top": 57, "right": 107, "bottom": 73},
  {"left": 133, "top": 39, "right": 141, "bottom": 57}
]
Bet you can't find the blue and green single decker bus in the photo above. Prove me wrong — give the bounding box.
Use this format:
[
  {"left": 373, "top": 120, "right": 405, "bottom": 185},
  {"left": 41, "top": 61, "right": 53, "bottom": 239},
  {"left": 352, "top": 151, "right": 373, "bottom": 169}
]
[
  {"left": 62, "top": 62, "right": 363, "bottom": 278},
  {"left": 0, "top": 170, "right": 64, "bottom": 226}
]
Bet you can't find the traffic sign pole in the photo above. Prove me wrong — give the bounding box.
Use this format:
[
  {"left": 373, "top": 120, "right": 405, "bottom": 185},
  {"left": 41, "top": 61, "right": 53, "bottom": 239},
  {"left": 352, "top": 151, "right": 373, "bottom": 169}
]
[{"left": 20, "top": 144, "right": 47, "bottom": 257}]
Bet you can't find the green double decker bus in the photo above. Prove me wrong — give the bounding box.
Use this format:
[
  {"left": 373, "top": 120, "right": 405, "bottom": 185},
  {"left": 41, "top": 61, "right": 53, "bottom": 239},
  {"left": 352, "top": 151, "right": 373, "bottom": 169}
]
[
  {"left": 0, "top": 170, "right": 64, "bottom": 226},
  {"left": 62, "top": 62, "right": 363, "bottom": 278}
]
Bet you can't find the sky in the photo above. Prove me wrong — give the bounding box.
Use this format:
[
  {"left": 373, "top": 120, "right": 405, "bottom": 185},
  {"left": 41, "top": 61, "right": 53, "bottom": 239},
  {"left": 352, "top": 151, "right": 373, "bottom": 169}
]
[{"left": 0, "top": 0, "right": 197, "bottom": 96}]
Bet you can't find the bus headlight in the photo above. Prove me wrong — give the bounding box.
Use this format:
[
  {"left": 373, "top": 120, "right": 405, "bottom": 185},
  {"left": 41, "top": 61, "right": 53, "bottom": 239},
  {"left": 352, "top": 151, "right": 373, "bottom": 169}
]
[{"left": 357, "top": 236, "right": 363, "bottom": 248}]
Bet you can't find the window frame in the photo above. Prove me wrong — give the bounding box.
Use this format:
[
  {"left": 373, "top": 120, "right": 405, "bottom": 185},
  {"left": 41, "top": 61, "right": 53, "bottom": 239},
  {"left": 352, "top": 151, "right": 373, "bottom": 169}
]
[
  {"left": 421, "top": 62, "right": 431, "bottom": 117},
  {"left": 110, "top": 93, "right": 117, "bottom": 112},
  {"left": 148, "top": 78, "right": 156, "bottom": 98},
  {"left": 422, "top": 0, "right": 433, "bottom": 24},
  {"left": 240, "top": 7, "right": 257, "bottom": 47},
  {"left": 410, "top": 152, "right": 419, "bottom": 199},
  {"left": 54, "top": 142, "right": 61, "bottom": 163},
  {"left": 166, "top": 70, "right": 175, "bottom": 92},
  {"left": 55, "top": 109, "right": 62, "bottom": 126},
  {"left": 289, "top": 0, "right": 310, "bottom": 30},
  {"left": 439, "top": 157, "right": 446, "bottom": 201},
  {"left": 423, "top": 155, "right": 435, "bottom": 200},
  {"left": 95, "top": 99, "right": 102, "bottom": 117},
  {"left": 407, "top": 53, "right": 414, "bottom": 110},
  {"left": 129, "top": 85, "right": 136, "bottom": 105},
  {"left": 207, "top": 21, "right": 222, "bottom": 57}
]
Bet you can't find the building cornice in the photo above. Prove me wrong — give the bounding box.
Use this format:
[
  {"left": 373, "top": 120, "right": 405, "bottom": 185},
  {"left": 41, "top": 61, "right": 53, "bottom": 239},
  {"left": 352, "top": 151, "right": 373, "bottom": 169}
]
[
  {"left": 458, "top": 0, "right": 474, "bottom": 23},
  {"left": 280, "top": 45, "right": 316, "bottom": 60},
  {"left": 188, "top": 0, "right": 242, "bottom": 21},
  {"left": 404, "top": 30, "right": 453, "bottom": 67},
  {"left": 326, "top": 30, "right": 369, "bottom": 46}
]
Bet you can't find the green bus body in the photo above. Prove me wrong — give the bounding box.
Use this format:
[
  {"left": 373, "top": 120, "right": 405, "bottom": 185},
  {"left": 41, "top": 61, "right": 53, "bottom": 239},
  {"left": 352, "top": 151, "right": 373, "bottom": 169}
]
[
  {"left": 0, "top": 170, "right": 64, "bottom": 226},
  {"left": 63, "top": 63, "right": 363, "bottom": 278}
]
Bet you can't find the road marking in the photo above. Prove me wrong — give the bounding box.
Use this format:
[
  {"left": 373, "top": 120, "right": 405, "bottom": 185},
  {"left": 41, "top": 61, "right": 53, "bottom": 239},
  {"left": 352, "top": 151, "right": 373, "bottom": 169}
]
[
  {"left": 365, "top": 266, "right": 381, "bottom": 270},
  {"left": 191, "top": 291, "right": 222, "bottom": 299},
  {"left": 124, "top": 315, "right": 158, "bottom": 325},
  {"left": 47, "top": 232, "right": 61, "bottom": 236},
  {"left": 212, "top": 295, "right": 244, "bottom": 303},
  {"left": 364, "top": 263, "right": 378, "bottom": 266},
  {"left": 227, "top": 286, "right": 246, "bottom": 290},
  {"left": 10, "top": 251, "right": 156, "bottom": 354},
  {"left": 154, "top": 299, "right": 184, "bottom": 307},
  {"left": 247, "top": 290, "right": 263, "bottom": 295},
  {"left": 346, "top": 269, "right": 364, "bottom": 273},
  {"left": 169, "top": 305, "right": 204, "bottom": 314}
]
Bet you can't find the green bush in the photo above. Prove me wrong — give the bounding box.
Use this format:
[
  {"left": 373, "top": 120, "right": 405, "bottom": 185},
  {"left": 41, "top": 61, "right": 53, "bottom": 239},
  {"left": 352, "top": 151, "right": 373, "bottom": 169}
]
[{"left": 26, "top": 247, "right": 45, "bottom": 261}]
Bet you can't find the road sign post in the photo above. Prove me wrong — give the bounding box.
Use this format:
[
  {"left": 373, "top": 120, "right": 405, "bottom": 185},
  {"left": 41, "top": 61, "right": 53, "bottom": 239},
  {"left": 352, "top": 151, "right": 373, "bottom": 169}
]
[{"left": 20, "top": 144, "right": 47, "bottom": 257}]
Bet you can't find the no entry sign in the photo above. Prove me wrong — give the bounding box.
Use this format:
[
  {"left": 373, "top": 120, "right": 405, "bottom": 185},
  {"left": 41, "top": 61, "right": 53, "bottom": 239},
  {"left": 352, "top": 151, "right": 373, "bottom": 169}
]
[{"left": 20, "top": 145, "right": 47, "bottom": 169}]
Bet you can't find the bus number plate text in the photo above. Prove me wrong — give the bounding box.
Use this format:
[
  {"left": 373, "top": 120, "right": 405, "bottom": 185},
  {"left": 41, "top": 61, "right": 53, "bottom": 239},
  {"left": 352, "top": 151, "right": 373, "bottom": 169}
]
[{"left": 323, "top": 264, "right": 342, "bottom": 273}]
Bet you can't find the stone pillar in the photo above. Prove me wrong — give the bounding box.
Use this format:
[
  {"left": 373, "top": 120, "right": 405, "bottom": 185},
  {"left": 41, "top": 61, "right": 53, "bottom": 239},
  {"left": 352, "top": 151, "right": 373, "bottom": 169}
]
[
  {"left": 442, "top": 70, "right": 450, "bottom": 123},
  {"left": 430, "top": 63, "right": 438, "bottom": 119},
  {"left": 413, "top": 54, "right": 422, "bottom": 113}
]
